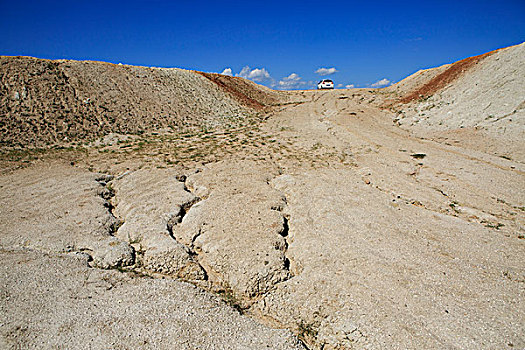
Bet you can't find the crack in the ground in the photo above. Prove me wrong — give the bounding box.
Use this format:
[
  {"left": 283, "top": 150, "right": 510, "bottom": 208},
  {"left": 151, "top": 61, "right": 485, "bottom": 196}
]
[
  {"left": 364, "top": 175, "right": 514, "bottom": 235},
  {"left": 270, "top": 199, "right": 295, "bottom": 281},
  {"left": 95, "top": 174, "right": 117, "bottom": 215},
  {"left": 169, "top": 173, "right": 203, "bottom": 233},
  {"left": 279, "top": 215, "right": 290, "bottom": 238},
  {"left": 177, "top": 196, "right": 202, "bottom": 225},
  {"left": 190, "top": 227, "right": 203, "bottom": 251},
  {"left": 264, "top": 180, "right": 321, "bottom": 349},
  {"left": 163, "top": 174, "right": 210, "bottom": 278},
  {"left": 90, "top": 172, "right": 210, "bottom": 282},
  {"left": 170, "top": 173, "right": 204, "bottom": 226},
  {"left": 276, "top": 214, "right": 292, "bottom": 273},
  {"left": 91, "top": 170, "right": 309, "bottom": 347},
  {"left": 67, "top": 174, "right": 136, "bottom": 270},
  {"left": 95, "top": 174, "right": 128, "bottom": 237}
]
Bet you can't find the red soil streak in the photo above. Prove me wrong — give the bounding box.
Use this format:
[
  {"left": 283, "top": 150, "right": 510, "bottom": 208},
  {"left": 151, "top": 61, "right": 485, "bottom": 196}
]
[
  {"left": 196, "top": 72, "right": 268, "bottom": 110},
  {"left": 398, "top": 49, "right": 500, "bottom": 104}
]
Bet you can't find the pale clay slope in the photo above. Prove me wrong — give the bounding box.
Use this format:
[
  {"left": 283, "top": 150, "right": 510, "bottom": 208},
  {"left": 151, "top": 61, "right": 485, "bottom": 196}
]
[
  {"left": 0, "top": 249, "right": 303, "bottom": 350},
  {"left": 1, "top": 46, "right": 524, "bottom": 349},
  {"left": 398, "top": 42, "right": 525, "bottom": 140},
  {"left": 112, "top": 169, "right": 207, "bottom": 280}
]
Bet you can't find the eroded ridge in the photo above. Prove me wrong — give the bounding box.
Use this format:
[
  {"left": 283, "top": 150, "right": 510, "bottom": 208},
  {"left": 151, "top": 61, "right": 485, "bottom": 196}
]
[
  {"left": 101, "top": 164, "right": 298, "bottom": 305},
  {"left": 171, "top": 162, "right": 295, "bottom": 308},
  {"left": 0, "top": 165, "right": 305, "bottom": 349},
  {"left": 109, "top": 168, "right": 206, "bottom": 280},
  {"left": 88, "top": 174, "right": 136, "bottom": 269}
]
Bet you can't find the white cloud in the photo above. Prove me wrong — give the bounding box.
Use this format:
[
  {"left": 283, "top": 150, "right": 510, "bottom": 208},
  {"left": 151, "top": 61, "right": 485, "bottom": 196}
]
[
  {"left": 237, "top": 66, "right": 272, "bottom": 82},
  {"left": 315, "top": 67, "right": 338, "bottom": 76},
  {"left": 277, "top": 73, "right": 308, "bottom": 90},
  {"left": 285, "top": 73, "right": 301, "bottom": 81},
  {"left": 337, "top": 83, "right": 355, "bottom": 89},
  {"left": 370, "top": 78, "right": 391, "bottom": 88},
  {"left": 221, "top": 68, "right": 233, "bottom": 76}
]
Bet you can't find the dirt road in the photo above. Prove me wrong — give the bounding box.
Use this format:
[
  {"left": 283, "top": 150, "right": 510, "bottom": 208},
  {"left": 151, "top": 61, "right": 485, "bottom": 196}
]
[
  {"left": 251, "top": 90, "right": 524, "bottom": 348},
  {"left": 1, "top": 88, "right": 523, "bottom": 349}
]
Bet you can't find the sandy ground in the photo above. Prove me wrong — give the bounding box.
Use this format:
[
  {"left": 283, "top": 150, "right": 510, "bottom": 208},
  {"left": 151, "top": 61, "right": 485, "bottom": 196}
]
[
  {"left": 252, "top": 90, "right": 524, "bottom": 348},
  {"left": 1, "top": 86, "right": 523, "bottom": 349},
  {"left": 0, "top": 162, "right": 304, "bottom": 349}
]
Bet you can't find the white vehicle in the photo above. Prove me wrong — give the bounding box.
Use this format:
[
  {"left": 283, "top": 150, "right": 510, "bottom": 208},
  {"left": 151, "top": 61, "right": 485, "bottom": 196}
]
[{"left": 317, "top": 79, "right": 334, "bottom": 90}]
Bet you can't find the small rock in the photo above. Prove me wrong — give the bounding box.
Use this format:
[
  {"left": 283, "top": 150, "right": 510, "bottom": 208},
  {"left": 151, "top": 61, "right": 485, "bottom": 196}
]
[
  {"left": 143, "top": 235, "right": 206, "bottom": 280},
  {"left": 410, "top": 153, "right": 426, "bottom": 159},
  {"left": 91, "top": 237, "right": 135, "bottom": 269}
]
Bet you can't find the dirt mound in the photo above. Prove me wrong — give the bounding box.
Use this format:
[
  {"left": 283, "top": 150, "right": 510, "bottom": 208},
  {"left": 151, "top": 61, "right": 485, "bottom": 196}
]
[
  {"left": 388, "top": 42, "right": 525, "bottom": 143},
  {"left": 196, "top": 72, "right": 281, "bottom": 110},
  {"left": 385, "top": 63, "right": 451, "bottom": 100},
  {"left": 0, "top": 57, "right": 282, "bottom": 148},
  {"left": 395, "top": 50, "right": 497, "bottom": 104},
  {"left": 385, "top": 43, "right": 521, "bottom": 105}
]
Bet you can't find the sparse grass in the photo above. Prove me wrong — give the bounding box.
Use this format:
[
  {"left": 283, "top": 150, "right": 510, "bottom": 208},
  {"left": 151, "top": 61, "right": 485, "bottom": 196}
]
[
  {"left": 109, "top": 220, "right": 124, "bottom": 234},
  {"left": 311, "top": 142, "right": 323, "bottom": 151},
  {"left": 106, "top": 182, "right": 115, "bottom": 194},
  {"left": 129, "top": 236, "right": 142, "bottom": 245},
  {"left": 297, "top": 320, "right": 319, "bottom": 344},
  {"left": 1, "top": 108, "right": 352, "bottom": 173},
  {"left": 449, "top": 201, "right": 460, "bottom": 214},
  {"left": 481, "top": 220, "right": 505, "bottom": 230},
  {"left": 0, "top": 147, "right": 49, "bottom": 162},
  {"left": 0, "top": 144, "right": 89, "bottom": 170},
  {"left": 217, "top": 284, "right": 245, "bottom": 314}
]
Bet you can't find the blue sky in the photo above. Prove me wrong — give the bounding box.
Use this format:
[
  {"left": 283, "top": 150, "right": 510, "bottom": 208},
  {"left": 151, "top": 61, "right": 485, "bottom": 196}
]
[{"left": 1, "top": 0, "right": 524, "bottom": 89}]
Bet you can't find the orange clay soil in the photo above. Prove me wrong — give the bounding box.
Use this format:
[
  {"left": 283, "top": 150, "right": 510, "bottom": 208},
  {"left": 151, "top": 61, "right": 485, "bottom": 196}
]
[{"left": 196, "top": 72, "right": 279, "bottom": 110}]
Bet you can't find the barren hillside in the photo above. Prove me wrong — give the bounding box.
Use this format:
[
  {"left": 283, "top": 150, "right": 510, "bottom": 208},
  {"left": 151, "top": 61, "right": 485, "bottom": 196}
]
[
  {"left": 383, "top": 42, "right": 525, "bottom": 161},
  {"left": 0, "top": 57, "right": 282, "bottom": 147},
  {"left": 1, "top": 45, "right": 524, "bottom": 350}
]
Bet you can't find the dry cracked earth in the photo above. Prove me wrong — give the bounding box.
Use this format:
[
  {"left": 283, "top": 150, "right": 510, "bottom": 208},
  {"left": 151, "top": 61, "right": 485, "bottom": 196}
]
[{"left": 1, "top": 44, "right": 524, "bottom": 349}]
